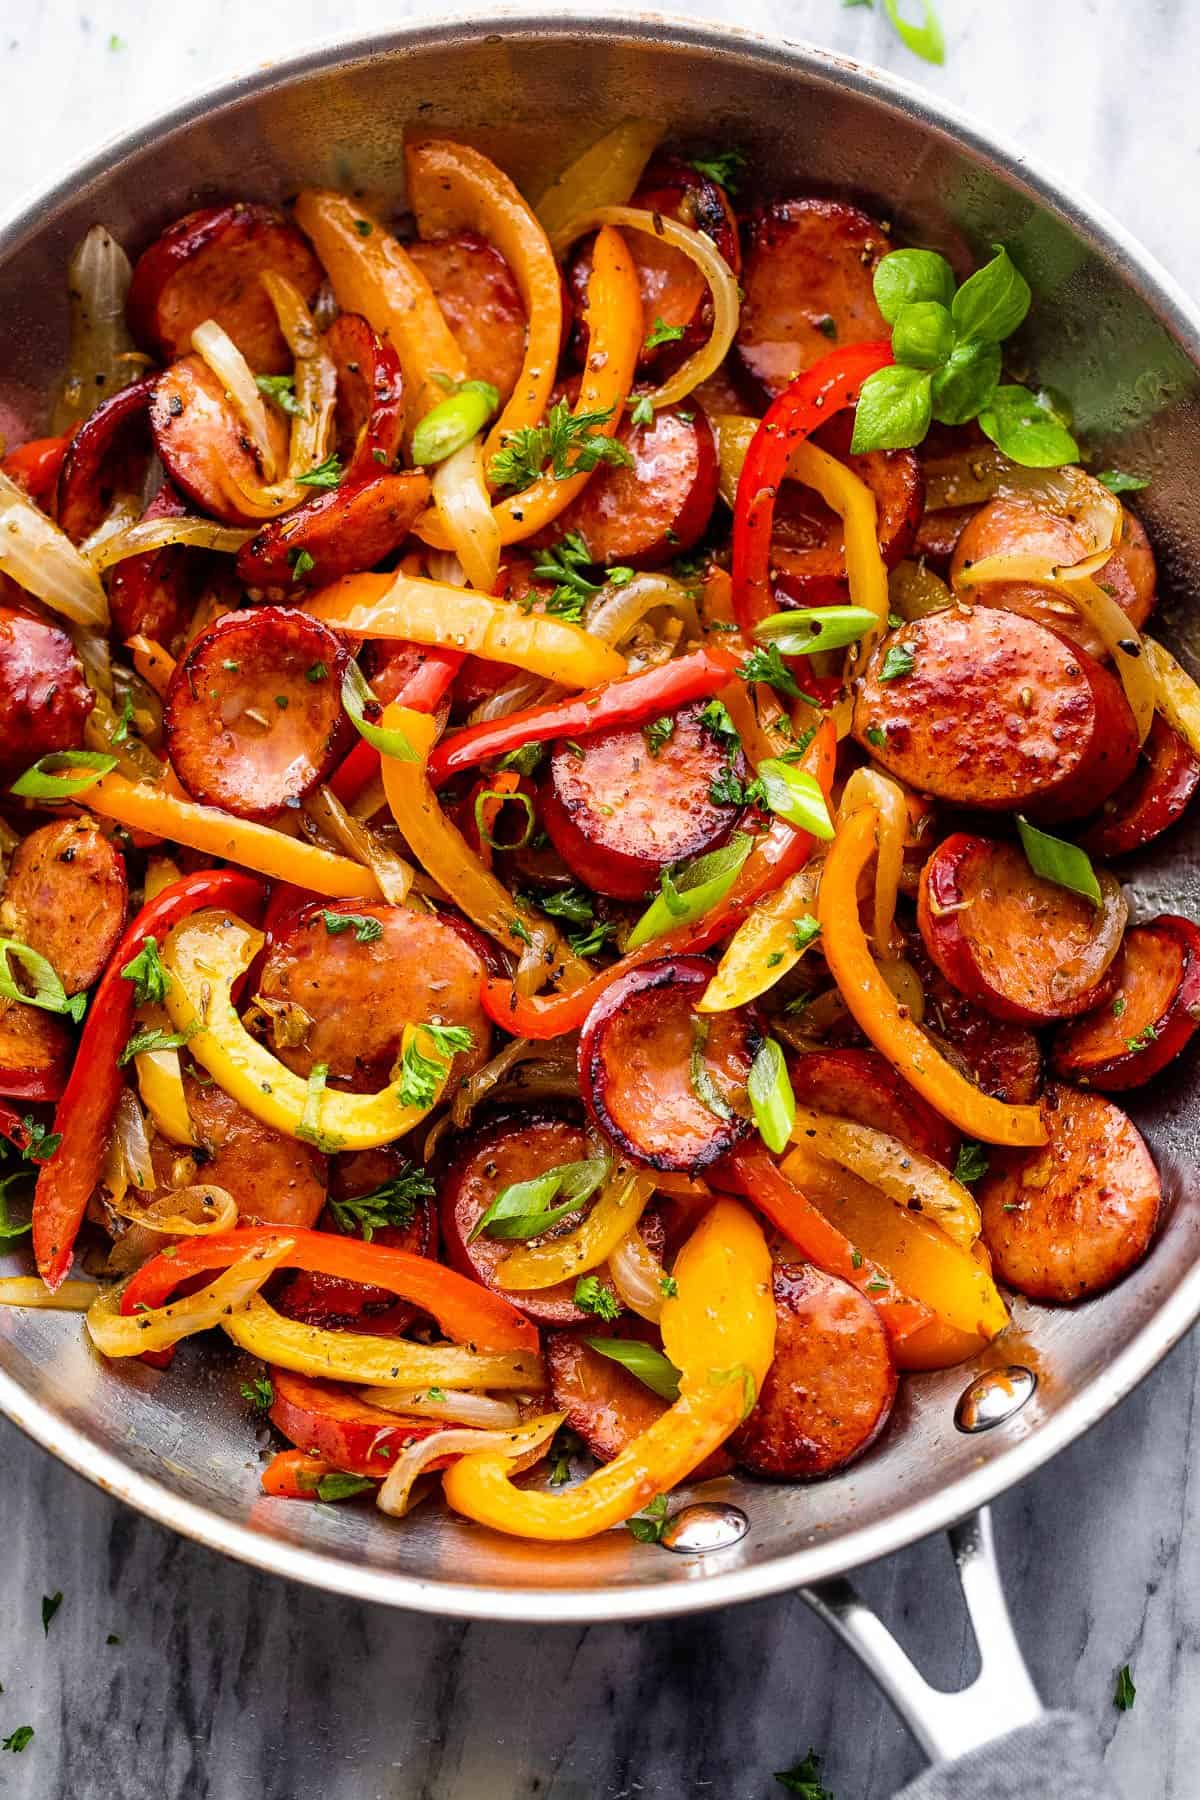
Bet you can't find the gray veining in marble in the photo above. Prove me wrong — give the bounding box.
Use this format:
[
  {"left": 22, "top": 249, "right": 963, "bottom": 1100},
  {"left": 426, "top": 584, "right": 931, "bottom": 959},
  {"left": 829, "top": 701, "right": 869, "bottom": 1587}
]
[{"left": 2, "top": 1, "right": 1199, "bottom": 1795}]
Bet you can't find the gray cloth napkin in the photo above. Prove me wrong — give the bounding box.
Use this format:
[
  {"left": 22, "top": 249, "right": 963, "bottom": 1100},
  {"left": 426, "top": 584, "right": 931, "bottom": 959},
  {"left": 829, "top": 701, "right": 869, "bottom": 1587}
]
[{"left": 893, "top": 1713, "right": 1123, "bottom": 1800}]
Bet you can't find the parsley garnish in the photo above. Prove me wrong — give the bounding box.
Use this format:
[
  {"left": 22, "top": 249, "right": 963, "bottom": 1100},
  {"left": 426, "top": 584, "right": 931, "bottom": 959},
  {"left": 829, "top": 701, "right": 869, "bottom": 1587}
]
[
  {"left": 953, "top": 1140, "right": 990, "bottom": 1184},
  {"left": 118, "top": 1019, "right": 201, "bottom": 1067},
  {"left": 629, "top": 394, "right": 655, "bottom": 426},
  {"left": 659, "top": 1274, "right": 679, "bottom": 1298},
  {"left": 495, "top": 741, "right": 546, "bottom": 778},
  {"left": 295, "top": 453, "right": 343, "bottom": 490},
  {"left": 774, "top": 1748, "right": 833, "bottom": 1797},
  {"left": 240, "top": 1375, "right": 274, "bottom": 1411},
  {"left": 120, "top": 936, "right": 169, "bottom": 1006},
  {"left": 709, "top": 762, "right": 755, "bottom": 808},
  {"left": 488, "top": 399, "right": 634, "bottom": 494},
  {"left": 288, "top": 547, "right": 316, "bottom": 578},
  {"left": 396, "top": 1038, "right": 451, "bottom": 1110},
  {"left": 111, "top": 691, "right": 136, "bottom": 745},
  {"left": 643, "top": 716, "right": 676, "bottom": 757},
  {"left": 645, "top": 316, "right": 686, "bottom": 351},
  {"left": 321, "top": 910, "right": 383, "bottom": 944},
  {"left": 1112, "top": 994, "right": 1127, "bottom": 1018},
  {"left": 1114, "top": 1664, "right": 1136, "bottom": 1711},
  {"left": 538, "top": 888, "right": 614, "bottom": 958},
  {"left": 20, "top": 1117, "right": 60, "bottom": 1164},
  {"left": 547, "top": 1425, "right": 585, "bottom": 1487},
  {"left": 41, "top": 1592, "right": 62, "bottom": 1636},
  {"left": 865, "top": 725, "right": 887, "bottom": 749},
  {"left": 306, "top": 661, "right": 329, "bottom": 683},
  {"left": 687, "top": 147, "right": 747, "bottom": 193},
  {"left": 878, "top": 641, "right": 916, "bottom": 682},
  {"left": 699, "top": 697, "right": 740, "bottom": 747},
  {"left": 739, "top": 643, "right": 809, "bottom": 701},
  {"left": 329, "top": 1162, "right": 436, "bottom": 1242},
  {"left": 2, "top": 1727, "right": 32, "bottom": 1754},
  {"left": 256, "top": 374, "right": 301, "bottom": 416},
  {"left": 1126, "top": 1023, "right": 1158, "bottom": 1053},
  {"left": 792, "top": 915, "right": 822, "bottom": 953},
  {"left": 532, "top": 533, "right": 605, "bottom": 623},
  {"left": 627, "top": 1494, "right": 670, "bottom": 1543},
  {"left": 573, "top": 1274, "right": 621, "bottom": 1320},
  {"left": 509, "top": 916, "right": 533, "bottom": 947}
]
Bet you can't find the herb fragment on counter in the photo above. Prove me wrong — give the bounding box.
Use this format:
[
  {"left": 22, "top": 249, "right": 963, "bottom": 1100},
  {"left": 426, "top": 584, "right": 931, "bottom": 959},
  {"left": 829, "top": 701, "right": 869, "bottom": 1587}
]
[
  {"left": 1, "top": 1727, "right": 32, "bottom": 1754},
  {"left": 241, "top": 1375, "right": 275, "bottom": 1412},
  {"left": 1114, "top": 1664, "right": 1136, "bottom": 1712},
  {"left": 41, "top": 1592, "right": 62, "bottom": 1636},
  {"left": 775, "top": 1747, "right": 834, "bottom": 1798},
  {"left": 686, "top": 148, "right": 747, "bottom": 193}
]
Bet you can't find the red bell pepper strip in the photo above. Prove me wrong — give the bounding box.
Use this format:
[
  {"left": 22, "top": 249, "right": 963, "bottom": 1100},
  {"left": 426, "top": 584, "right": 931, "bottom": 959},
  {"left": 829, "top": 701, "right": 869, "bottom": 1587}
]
[
  {"left": 32, "top": 868, "right": 265, "bottom": 1290},
  {"left": 2, "top": 434, "right": 71, "bottom": 510},
  {"left": 480, "top": 717, "right": 837, "bottom": 1039},
  {"left": 0, "top": 1099, "right": 33, "bottom": 1151},
  {"left": 119, "top": 1226, "right": 540, "bottom": 1354},
  {"left": 0, "top": 1068, "right": 65, "bottom": 1104},
  {"left": 427, "top": 646, "right": 739, "bottom": 788},
  {"left": 328, "top": 644, "right": 464, "bottom": 806},
  {"left": 731, "top": 340, "right": 893, "bottom": 634},
  {"left": 714, "top": 1143, "right": 931, "bottom": 1346}
]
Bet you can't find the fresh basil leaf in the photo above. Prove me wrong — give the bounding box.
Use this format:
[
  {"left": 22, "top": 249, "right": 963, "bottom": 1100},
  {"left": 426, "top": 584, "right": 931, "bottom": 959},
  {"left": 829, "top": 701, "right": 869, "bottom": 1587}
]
[
  {"left": 850, "top": 364, "right": 932, "bottom": 454},
  {"left": 748, "top": 1038, "right": 795, "bottom": 1154},
  {"left": 978, "top": 384, "right": 1079, "bottom": 469},
  {"left": 872, "top": 248, "right": 955, "bottom": 323},
  {"left": 929, "top": 337, "right": 1001, "bottom": 426},
  {"left": 1016, "top": 815, "right": 1102, "bottom": 907},
  {"left": 584, "top": 1339, "right": 682, "bottom": 1402},
  {"left": 470, "top": 1157, "right": 609, "bottom": 1242},
  {"left": 1096, "top": 469, "right": 1149, "bottom": 495},
  {"left": 951, "top": 245, "right": 1031, "bottom": 344},
  {"left": 891, "top": 300, "right": 955, "bottom": 369}
]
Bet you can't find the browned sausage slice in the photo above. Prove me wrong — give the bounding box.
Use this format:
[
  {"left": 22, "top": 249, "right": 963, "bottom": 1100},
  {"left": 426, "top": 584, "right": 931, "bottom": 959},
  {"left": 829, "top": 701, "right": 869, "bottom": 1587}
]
[
  {"left": 737, "top": 199, "right": 889, "bottom": 400},
  {"left": 788, "top": 1047, "right": 957, "bottom": 1166},
  {"left": 852, "top": 609, "right": 1139, "bottom": 820},
  {"left": 407, "top": 230, "right": 527, "bottom": 405},
  {"left": 256, "top": 902, "right": 491, "bottom": 1092},
  {"left": 950, "top": 497, "right": 1157, "bottom": 659},
  {"left": 0, "top": 819, "right": 127, "bottom": 995},
  {"left": 1052, "top": 917, "right": 1200, "bottom": 1091},
  {"left": 160, "top": 1069, "right": 328, "bottom": 1228},
  {"left": 770, "top": 416, "right": 923, "bottom": 607},
  {"left": 164, "top": 608, "right": 352, "bottom": 819},
  {"left": 731, "top": 1264, "right": 897, "bottom": 1479},
  {"left": 149, "top": 354, "right": 291, "bottom": 525},
  {"left": 1080, "top": 715, "right": 1200, "bottom": 860},
  {"left": 0, "top": 595, "right": 93, "bottom": 783},
  {"left": 109, "top": 481, "right": 201, "bottom": 652},
  {"left": 0, "top": 999, "right": 70, "bottom": 1097},
  {"left": 908, "top": 935, "right": 1043, "bottom": 1105},
  {"left": 128, "top": 203, "right": 323, "bottom": 374},
  {"left": 542, "top": 701, "right": 742, "bottom": 901},
  {"left": 547, "top": 405, "right": 719, "bottom": 569},
  {"left": 324, "top": 313, "right": 406, "bottom": 480},
  {"left": 918, "top": 833, "right": 1126, "bottom": 1025},
  {"left": 912, "top": 503, "right": 976, "bottom": 573},
  {"left": 56, "top": 377, "right": 154, "bottom": 544},
  {"left": 978, "top": 1084, "right": 1160, "bottom": 1303},
  {"left": 546, "top": 1319, "right": 672, "bottom": 1460},
  {"left": 236, "top": 472, "right": 431, "bottom": 595},
  {"left": 579, "top": 956, "right": 760, "bottom": 1171}
]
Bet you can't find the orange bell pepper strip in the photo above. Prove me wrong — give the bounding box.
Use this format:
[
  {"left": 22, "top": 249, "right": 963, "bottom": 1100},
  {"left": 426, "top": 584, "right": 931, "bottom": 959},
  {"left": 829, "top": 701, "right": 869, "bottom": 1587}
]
[
  {"left": 481, "top": 717, "right": 838, "bottom": 1039},
  {"left": 2, "top": 433, "right": 71, "bottom": 508},
  {"left": 442, "top": 1198, "right": 775, "bottom": 1539},
  {"left": 120, "top": 1225, "right": 539, "bottom": 1354},
  {"left": 404, "top": 137, "right": 562, "bottom": 461},
  {"left": 820, "top": 808, "right": 1048, "bottom": 1147},
  {"left": 328, "top": 643, "right": 463, "bottom": 808},
  {"left": 416, "top": 223, "right": 641, "bottom": 550},
  {"left": 261, "top": 1448, "right": 340, "bottom": 1500},
  {"left": 126, "top": 635, "right": 176, "bottom": 699}
]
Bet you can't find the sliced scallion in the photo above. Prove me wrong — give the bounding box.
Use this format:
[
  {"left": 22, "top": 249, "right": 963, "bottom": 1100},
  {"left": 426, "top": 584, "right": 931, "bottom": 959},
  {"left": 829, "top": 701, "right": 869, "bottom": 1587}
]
[
  {"left": 752, "top": 606, "right": 878, "bottom": 657},
  {"left": 341, "top": 662, "right": 418, "bottom": 763},
  {"left": 748, "top": 1037, "right": 795, "bottom": 1154},
  {"left": 584, "top": 1338, "right": 682, "bottom": 1402},
  {"left": 626, "top": 833, "right": 753, "bottom": 951},
  {"left": 11, "top": 750, "right": 118, "bottom": 800},
  {"left": 756, "top": 762, "right": 835, "bottom": 840}
]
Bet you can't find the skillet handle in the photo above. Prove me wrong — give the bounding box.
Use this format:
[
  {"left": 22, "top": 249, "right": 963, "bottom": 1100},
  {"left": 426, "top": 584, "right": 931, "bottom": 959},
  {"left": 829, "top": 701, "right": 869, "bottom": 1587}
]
[{"left": 802, "top": 1507, "right": 1124, "bottom": 1798}]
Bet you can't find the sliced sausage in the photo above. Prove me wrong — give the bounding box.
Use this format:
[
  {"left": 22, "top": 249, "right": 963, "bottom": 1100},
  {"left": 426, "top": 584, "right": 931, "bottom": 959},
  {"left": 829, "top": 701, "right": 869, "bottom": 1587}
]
[
  {"left": 736, "top": 199, "right": 889, "bottom": 401},
  {"left": 237, "top": 471, "right": 431, "bottom": 595},
  {"left": 548, "top": 405, "right": 719, "bottom": 569},
  {"left": 406, "top": 230, "right": 527, "bottom": 405},
  {"left": 950, "top": 497, "right": 1157, "bottom": 658},
  {"left": 167, "top": 1068, "right": 327, "bottom": 1227},
  {"left": 109, "top": 481, "right": 200, "bottom": 652},
  {"left": 1052, "top": 917, "right": 1200, "bottom": 1091},
  {"left": 164, "top": 608, "right": 352, "bottom": 819},
  {"left": 908, "top": 936, "right": 1043, "bottom": 1105},
  {"left": 918, "top": 833, "right": 1126, "bottom": 1025},
  {"left": 324, "top": 313, "right": 405, "bottom": 480},
  {"left": 546, "top": 1318, "right": 672, "bottom": 1460},
  {"left": 852, "top": 609, "right": 1140, "bottom": 821},
  {"left": 978, "top": 1083, "right": 1160, "bottom": 1303},
  {"left": 579, "top": 956, "right": 760, "bottom": 1171},
  {"left": 256, "top": 901, "right": 490, "bottom": 1092},
  {"left": 0, "top": 819, "right": 126, "bottom": 995},
  {"left": 731, "top": 1264, "right": 897, "bottom": 1479},
  {"left": 439, "top": 1110, "right": 610, "bottom": 1327},
  {"left": 149, "top": 353, "right": 290, "bottom": 525},
  {"left": 1080, "top": 715, "right": 1200, "bottom": 859},
  {"left": 912, "top": 503, "right": 975, "bottom": 573},
  {"left": 0, "top": 997, "right": 71, "bottom": 1099},
  {"left": 770, "top": 415, "right": 923, "bottom": 609},
  {"left": 268, "top": 1371, "right": 439, "bottom": 1478},
  {"left": 56, "top": 376, "right": 155, "bottom": 544},
  {"left": 788, "top": 1047, "right": 956, "bottom": 1166},
  {"left": 128, "top": 203, "right": 323, "bottom": 374},
  {"left": 542, "top": 700, "right": 743, "bottom": 902},
  {"left": 0, "top": 597, "right": 93, "bottom": 783}
]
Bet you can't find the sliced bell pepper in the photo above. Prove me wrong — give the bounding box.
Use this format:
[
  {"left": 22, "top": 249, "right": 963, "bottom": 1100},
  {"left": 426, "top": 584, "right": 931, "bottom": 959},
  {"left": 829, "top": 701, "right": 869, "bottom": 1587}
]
[
  {"left": 261, "top": 1447, "right": 339, "bottom": 1500},
  {"left": 132, "top": 1000, "right": 195, "bottom": 1145},
  {"left": 328, "top": 643, "right": 464, "bottom": 808},
  {"left": 120, "top": 1224, "right": 539, "bottom": 1353},
  {"left": 225, "top": 1294, "right": 543, "bottom": 1387},
  {"left": 160, "top": 908, "right": 454, "bottom": 1152},
  {"left": 442, "top": 1198, "right": 775, "bottom": 1539},
  {"left": 534, "top": 119, "right": 662, "bottom": 239},
  {"left": 1, "top": 434, "right": 70, "bottom": 509},
  {"left": 480, "top": 717, "right": 838, "bottom": 1039},
  {"left": 820, "top": 807, "right": 1047, "bottom": 1147},
  {"left": 32, "top": 868, "right": 263, "bottom": 1290},
  {"left": 731, "top": 341, "right": 893, "bottom": 634},
  {"left": 428, "top": 646, "right": 738, "bottom": 787},
  {"left": 697, "top": 866, "right": 821, "bottom": 1013},
  {"left": 0, "top": 1067, "right": 65, "bottom": 1104}
]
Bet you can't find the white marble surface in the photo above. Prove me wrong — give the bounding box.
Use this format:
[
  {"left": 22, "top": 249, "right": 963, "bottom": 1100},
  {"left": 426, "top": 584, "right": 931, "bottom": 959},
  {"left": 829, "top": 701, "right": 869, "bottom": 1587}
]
[{"left": 2, "top": 2, "right": 1200, "bottom": 1796}]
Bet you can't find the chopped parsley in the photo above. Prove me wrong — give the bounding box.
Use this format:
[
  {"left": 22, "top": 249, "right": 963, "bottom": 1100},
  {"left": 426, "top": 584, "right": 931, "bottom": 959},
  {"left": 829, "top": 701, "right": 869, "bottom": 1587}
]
[
  {"left": 1112, "top": 994, "right": 1127, "bottom": 1018},
  {"left": 573, "top": 1274, "right": 621, "bottom": 1320},
  {"left": 1126, "top": 1023, "right": 1158, "bottom": 1053},
  {"left": 953, "top": 1140, "right": 990, "bottom": 1184},
  {"left": 495, "top": 740, "right": 546, "bottom": 778},
  {"left": 111, "top": 692, "right": 136, "bottom": 745},
  {"left": 20, "top": 1117, "right": 60, "bottom": 1164},
  {"left": 395, "top": 1039, "right": 451, "bottom": 1110},
  {"left": 321, "top": 910, "right": 384, "bottom": 944},
  {"left": 739, "top": 643, "right": 809, "bottom": 701},
  {"left": 865, "top": 725, "right": 887, "bottom": 749},
  {"left": 774, "top": 1748, "right": 833, "bottom": 1797},
  {"left": 288, "top": 547, "right": 316, "bottom": 578},
  {"left": 240, "top": 1375, "right": 275, "bottom": 1411},
  {"left": 509, "top": 916, "right": 533, "bottom": 948},
  {"left": 306, "top": 661, "right": 329, "bottom": 683},
  {"left": 878, "top": 641, "right": 916, "bottom": 682},
  {"left": 643, "top": 715, "right": 676, "bottom": 757},
  {"left": 118, "top": 1018, "right": 201, "bottom": 1067},
  {"left": 629, "top": 394, "right": 655, "bottom": 426},
  {"left": 659, "top": 1274, "right": 679, "bottom": 1298},
  {"left": 329, "top": 1162, "right": 436, "bottom": 1242},
  {"left": 792, "top": 915, "right": 822, "bottom": 953},
  {"left": 627, "top": 1493, "right": 670, "bottom": 1543},
  {"left": 1114, "top": 1664, "right": 1136, "bottom": 1711},
  {"left": 645, "top": 316, "right": 686, "bottom": 351},
  {"left": 699, "top": 697, "right": 740, "bottom": 748},
  {"left": 256, "top": 374, "right": 302, "bottom": 416},
  {"left": 41, "top": 1592, "right": 62, "bottom": 1636},
  {"left": 532, "top": 533, "right": 608, "bottom": 623},
  {"left": 488, "top": 399, "right": 634, "bottom": 493},
  {"left": 687, "top": 147, "right": 747, "bottom": 193},
  {"left": 120, "top": 936, "right": 169, "bottom": 1006},
  {"left": 2, "top": 1727, "right": 32, "bottom": 1754},
  {"left": 295, "top": 453, "right": 344, "bottom": 490},
  {"left": 538, "top": 888, "right": 614, "bottom": 958}
]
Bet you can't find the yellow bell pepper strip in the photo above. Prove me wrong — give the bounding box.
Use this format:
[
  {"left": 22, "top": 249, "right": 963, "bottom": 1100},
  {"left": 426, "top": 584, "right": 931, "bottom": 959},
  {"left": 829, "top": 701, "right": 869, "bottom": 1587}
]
[
  {"left": 535, "top": 119, "right": 662, "bottom": 239},
  {"left": 495, "top": 1167, "right": 655, "bottom": 1292},
  {"left": 86, "top": 1239, "right": 294, "bottom": 1358},
  {"left": 293, "top": 189, "right": 468, "bottom": 428},
  {"left": 161, "top": 908, "right": 453, "bottom": 1150},
  {"left": 133, "top": 1000, "right": 196, "bottom": 1145},
  {"left": 83, "top": 771, "right": 382, "bottom": 899},
  {"left": 698, "top": 867, "right": 821, "bottom": 1012},
  {"left": 820, "top": 807, "right": 1047, "bottom": 1147},
  {"left": 442, "top": 1198, "right": 776, "bottom": 1540},
  {"left": 415, "top": 224, "right": 642, "bottom": 550},
  {"left": 1144, "top": 634, "right": 1200, "bottom": 760},
  {"left": 782, "top": 1146, "right": 1009, "bottom": 1342},
  {"left": 303, "top": 570, "right": 626, "bottom": 690},
  {"left": 405, "top": 138, "right": 563, "bottom": 461},
  {"left": 788, "top": 1105, "right": 981, "bottom": 1248},
  {"left": 379, "top": 705, "right": 593, "bottom": 987}
]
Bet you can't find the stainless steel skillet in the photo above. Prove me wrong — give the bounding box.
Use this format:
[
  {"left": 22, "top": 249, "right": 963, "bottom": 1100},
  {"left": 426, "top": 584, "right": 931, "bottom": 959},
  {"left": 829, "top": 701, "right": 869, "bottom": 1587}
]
[{"left": 0, "top": 15, "right": 1197, "bottom": 1793}]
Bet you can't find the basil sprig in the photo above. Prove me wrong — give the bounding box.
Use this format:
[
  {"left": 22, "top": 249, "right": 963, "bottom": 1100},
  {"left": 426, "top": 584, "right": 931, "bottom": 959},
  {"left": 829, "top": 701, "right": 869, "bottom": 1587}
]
[
  {"left": 852, "top": 245, "right": 1079, "bottom": 469},
  {"left": 469, "top": 1157, "right": 609, "bottom": 1243}
]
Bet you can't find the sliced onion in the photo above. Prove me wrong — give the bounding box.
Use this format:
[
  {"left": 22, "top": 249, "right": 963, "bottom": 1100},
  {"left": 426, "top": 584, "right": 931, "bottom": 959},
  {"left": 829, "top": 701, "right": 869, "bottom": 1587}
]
[
  {"left": 550, "top": 205, "right": 739, "bottom": 407},
  {"left": 110, "top": 1184, "right": 238, "bottom": 1237},
  {"left": 889, "top": 559, "right": 954, "bottom": 622},
  {"left": 356, "top": 1386, "right": 523, "bottom": 1429},
  {"left": 79, "top": 494, "right": 144, "bottom": 560},
  {"left": 0, "top": 471, "right": 109, "bottom": 628},
  {"left": 466, "top": 671, "right": 554, "bottom": 725},
  {"left": 954, "top": 551, "right": 1155, "bottom": 745},
  {"left": 878, "top": 955, "right": 925, "bottom": 1025},
  {"left": 86, "top": 1238, "right": 294, "bottom": 1357},
  {"left": 0, "top": 1278, "right": 100, "bottom": 1311},
  {"left": 52, "top": 225, "right": 138, "bottom": 434},
  {"left": 608, "top": 1226, "right": 668, "bottom": 1323},
  {"left": 838, "top": 767, "right": 908, "bottom": 959},
  {"left": 83, "top": 675, "right": 164, "bottom": 781},
  {"left": 376, "top": 1411, "right": 563, "bottom": 1519},
  {"left": 584, "top": 571, "right": 701, "bottom": 646},
  {"left": 192, "top": 318, "right": 280, "bottom": 481},
  {"left": 87, "top": 516, "right": 255, "bottom": 570},
  {"left": 303, "top": 784, "right": 414, "bottom": 903},
  {"left": 790, "top": 1106, "right": 980, "bottom": 1247},
  {"left": 1144, "top": 636, "right": 1200, "bottom": 759},
  {"left": 923, "top": 451, "right": 1122, "bottom": 556},
  {"left": 432, "top": 439, "right": 501, "bottom": 594},
  {"left": 425, "top": 551, "right": 469, "bottom": 588},
  {"left": 450, "top": 1034, "right": 577, "bottom": 1129},
  {"left": 261, "top": 271, "right": 338, "bottom": 483},
  {"left": 100, "top": 1087, "right": 157, "bottom": 1210}
]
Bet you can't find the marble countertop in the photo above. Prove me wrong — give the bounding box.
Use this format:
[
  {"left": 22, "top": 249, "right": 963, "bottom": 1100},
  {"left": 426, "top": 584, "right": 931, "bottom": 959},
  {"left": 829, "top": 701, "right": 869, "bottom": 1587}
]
[{"left": 2, "top": 2, "right": 1198, "bottom": 1795}]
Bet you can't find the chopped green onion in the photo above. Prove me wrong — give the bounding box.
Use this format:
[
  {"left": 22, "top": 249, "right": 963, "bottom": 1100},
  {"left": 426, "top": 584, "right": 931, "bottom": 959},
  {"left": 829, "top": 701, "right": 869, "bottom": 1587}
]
[
  {"left": 0, "top": 940, "right": 86, "bottom": 1023},
  {"left": 756, "top": 762, "right": 835, "bottom": 840},
  {"left": 11, "top": 750, "right": 118, "bottom": 800},
  {"left": 690, "top": 1018, "right": 735, "bottom": 1122},
  {"left": 469, "top": 1157, "right": 609, "bottom": 1243},
  {"left": 341, "top": 662, "right": 418, "bottom": 762},
  {"left": 410, "top": 381, "right": 500, "bottom": 466},
  {"left": 473, "top": 787, "right": 535, "bottom": 851},
  {"left": 752, "top": 606, "right": 879, "bottom": 657},
  {"left": 748, "top": 1038, "right": 795, "bottom": 1153},
  {"left": 626, "top": 833, "right": 753, "bottom": 951},
  {"left": 584, "top": 1338, "right": 682, "bottom": 1401},
  {"left": 1016, "top": 815, "right": 1101, "bottom": 908},
  {"left": 295, "top": 1061, "right": 347, "bottom": 1153}
]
